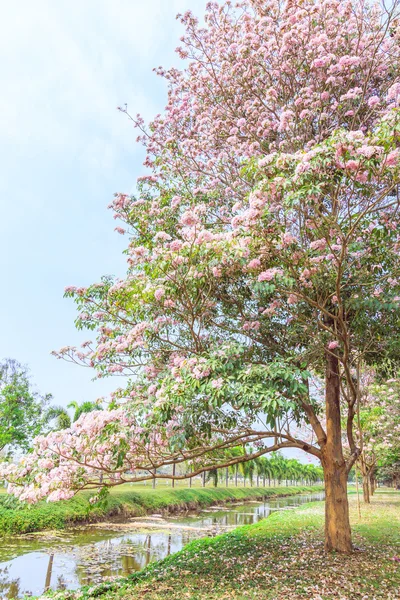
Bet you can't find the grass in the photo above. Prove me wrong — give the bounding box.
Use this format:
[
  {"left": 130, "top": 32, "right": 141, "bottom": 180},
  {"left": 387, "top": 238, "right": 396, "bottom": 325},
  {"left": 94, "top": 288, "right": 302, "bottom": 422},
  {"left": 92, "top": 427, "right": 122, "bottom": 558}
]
[
  {"left": 0, "top": 484, "right": 322, "bottom": 535},
  {"left": 43, "top": 490, "right": 400, "bottom": 600}
]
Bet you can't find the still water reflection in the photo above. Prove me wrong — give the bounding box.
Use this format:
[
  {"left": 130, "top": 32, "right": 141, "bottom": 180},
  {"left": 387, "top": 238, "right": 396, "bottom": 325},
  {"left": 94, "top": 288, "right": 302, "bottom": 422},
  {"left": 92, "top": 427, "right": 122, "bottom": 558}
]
[{"left": 0, "top": 491, "right": 324, "bottom": 598}]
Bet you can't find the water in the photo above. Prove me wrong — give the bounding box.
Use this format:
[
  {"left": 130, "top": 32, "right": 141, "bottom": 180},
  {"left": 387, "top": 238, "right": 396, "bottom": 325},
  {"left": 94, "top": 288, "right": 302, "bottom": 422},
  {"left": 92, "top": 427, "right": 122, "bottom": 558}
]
[{"left": 0, "top": 491, "right": 324, "bottom": 598}]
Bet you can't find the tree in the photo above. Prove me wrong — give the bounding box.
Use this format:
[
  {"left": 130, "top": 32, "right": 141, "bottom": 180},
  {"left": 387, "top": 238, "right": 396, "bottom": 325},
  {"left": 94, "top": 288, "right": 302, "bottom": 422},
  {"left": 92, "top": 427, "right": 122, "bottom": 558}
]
[
  {"left": 0, "top": 359, "right": 50, "bottom": 454},
  {"left": 2, "top": 0, "right": 400, "bottom": 553},
  {"left": 357, "top": 374, "right": 400, "bottom": 499},
  {"left": 67, "top": 400, "right": 102, "bottom": 423},
  {"left": 44, "top": 406, "right": 72, "bottom": 431},
  {"left": 44, "top": 401, "right": 101, "bottom": 432}
]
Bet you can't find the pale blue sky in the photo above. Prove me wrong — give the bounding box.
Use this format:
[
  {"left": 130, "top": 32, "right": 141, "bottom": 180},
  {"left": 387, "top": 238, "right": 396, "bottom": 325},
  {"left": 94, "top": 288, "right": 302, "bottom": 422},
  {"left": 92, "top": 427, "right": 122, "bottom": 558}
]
[
  {"left": 0, "top": 0, "right": 314, "bottom": 463},
  {"left": 0, "top": 0, "right": 208, "bottom": 407}
]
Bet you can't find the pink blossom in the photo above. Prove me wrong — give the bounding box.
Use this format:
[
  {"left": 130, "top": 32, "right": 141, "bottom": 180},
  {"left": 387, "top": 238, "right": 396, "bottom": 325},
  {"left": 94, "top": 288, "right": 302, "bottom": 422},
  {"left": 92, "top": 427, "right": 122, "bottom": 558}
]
[
  {"left": 154, "top": 288, "right": 166, "bottom": 301},
  {"left": 243, "top": 321, "right": 261, "bottom": 331},
  {"left": 328, "top": 341, "right": 339, "bottom": 350},
  {"left": 287, "top": 294, "right": 298, "bottom": 305},
  {"left": 247, "top": 258, "right": 261, "bottom": 269},
  {"left": 180, "top": 210, "right": 199, "bottom": 227},
  {"left": 310, "top": 239, "right": 327, "bottom": 251},
  {"left": 258, "top": 268, "right": 283, "bottom": 282},
  {"left": 155, "top": 231, "right": 172, "bottom": 242},
  {"left": 282, "top": 232, "right": 297, "bottom": 246},
  {"left": 170, "top": 239, "right": 183, "bottom": 252},
  {"left": 345, "top": 160, "right": 360, "bottom": 171},
  {"left": 386, "top": 149, "right": 399, "bottom": 167},
  {"left": 387, "top": 83, "right": 400, "bottom": 103},
  {"left": 368, "top": 96, "right": 380, "bottom": 107},
  {"left": 211, "top": 378, "right": 224, "bottom": 389},
  {"left": 212, "top": 267, "right": 222, "bottom": 277}
]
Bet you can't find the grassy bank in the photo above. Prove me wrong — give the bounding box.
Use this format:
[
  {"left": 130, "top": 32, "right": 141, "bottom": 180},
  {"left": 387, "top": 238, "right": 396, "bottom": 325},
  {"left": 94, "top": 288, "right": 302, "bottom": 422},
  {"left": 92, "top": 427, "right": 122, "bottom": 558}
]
[
  {"left": 44, "top": 490, "right": 400, "bottom": 600},
  {"left": 0, "top": 485, "right": 322, "bottom": 535}
]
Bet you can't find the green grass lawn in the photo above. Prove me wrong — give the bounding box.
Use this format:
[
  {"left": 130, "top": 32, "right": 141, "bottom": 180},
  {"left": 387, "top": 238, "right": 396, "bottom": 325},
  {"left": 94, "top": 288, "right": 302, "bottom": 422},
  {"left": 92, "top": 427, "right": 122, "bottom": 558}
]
[
  {"left": 0, "top": 484, "right": 322, "bottom": 535},
  {"left": 48, "top": 490, "right": 399, "bottom": 600}
]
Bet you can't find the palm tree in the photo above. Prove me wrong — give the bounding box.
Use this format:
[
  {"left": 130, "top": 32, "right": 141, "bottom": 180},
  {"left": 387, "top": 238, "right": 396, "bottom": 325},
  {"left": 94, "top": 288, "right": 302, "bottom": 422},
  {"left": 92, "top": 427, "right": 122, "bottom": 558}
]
[
  {"left": 67, "top": 400, "right": 102, "bottom": 423},
  {"left": 44, "top": 406, "right": 71, "bottom": 430},
  {"left": 269, "top": 453, "right": 285, "bottom": 486}
]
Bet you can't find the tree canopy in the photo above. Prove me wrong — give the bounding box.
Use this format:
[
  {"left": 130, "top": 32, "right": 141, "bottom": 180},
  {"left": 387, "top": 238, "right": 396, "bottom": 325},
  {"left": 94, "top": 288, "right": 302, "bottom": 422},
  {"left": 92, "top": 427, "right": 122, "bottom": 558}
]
[
  {"left": 0, "top": 359, "right": 51, "bottom": 454},
  {"left": 2, "top": 0, "right": 400, "bottom": 553}
]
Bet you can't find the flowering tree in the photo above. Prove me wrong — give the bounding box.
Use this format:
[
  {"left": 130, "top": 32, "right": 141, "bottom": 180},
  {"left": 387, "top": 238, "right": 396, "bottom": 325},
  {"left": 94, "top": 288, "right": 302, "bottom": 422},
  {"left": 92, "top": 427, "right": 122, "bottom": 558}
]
[
  {"left": 2, "top": 0, "right": 400, "bottom": 553},
  {"left": 358, "top": 375, "right": 400, "bottom": 500}
]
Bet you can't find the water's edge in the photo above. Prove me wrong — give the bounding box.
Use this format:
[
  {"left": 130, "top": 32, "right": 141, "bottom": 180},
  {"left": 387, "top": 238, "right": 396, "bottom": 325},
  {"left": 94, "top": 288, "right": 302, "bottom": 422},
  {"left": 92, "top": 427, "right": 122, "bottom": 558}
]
[
  {"left": 0, "top": 485, "right": 324, "bottom": 538},
  {"left": 0, "top": 490, "right": 325, "bottom": 598}
]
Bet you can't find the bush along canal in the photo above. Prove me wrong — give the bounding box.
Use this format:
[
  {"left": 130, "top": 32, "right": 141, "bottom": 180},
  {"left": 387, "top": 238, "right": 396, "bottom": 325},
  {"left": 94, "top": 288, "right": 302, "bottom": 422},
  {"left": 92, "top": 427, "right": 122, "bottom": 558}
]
[{"left": 0, "top": 488, "right": 324, "bottom": 598}]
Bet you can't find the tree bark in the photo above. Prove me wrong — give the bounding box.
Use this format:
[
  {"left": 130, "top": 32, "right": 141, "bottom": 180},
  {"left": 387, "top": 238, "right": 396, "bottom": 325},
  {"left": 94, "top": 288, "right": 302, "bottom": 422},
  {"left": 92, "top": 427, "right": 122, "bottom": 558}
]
[
  {"left": 322, "top": 352, "right": 353, "bottom": 553},
  {"left": 359, "top": 455, "right": 371, "bottom": 504},
  {"left": 362, "top": 476, "right": 370, "bottom": 504}
]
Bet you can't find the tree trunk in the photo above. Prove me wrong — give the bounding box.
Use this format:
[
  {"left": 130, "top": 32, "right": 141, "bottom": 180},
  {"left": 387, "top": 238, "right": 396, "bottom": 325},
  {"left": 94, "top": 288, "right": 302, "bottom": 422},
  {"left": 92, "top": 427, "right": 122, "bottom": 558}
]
[
  {"left": 322, "top": 352, "right": 353, "bottom": 554},
  {"left": 172, "top": 463, "right": 176, "bottom": 488},
  {"left": 226, "top": 467, "right": 229, "bottom": 487},
  {"left": 359, "top": 456, "right": 371, "bottom": 504},
  {"left": 235, "top": 464, "right": 238, "bottom": 487},
  {"left": 362, "top": 476, "right": 370, "bottom": 504}
]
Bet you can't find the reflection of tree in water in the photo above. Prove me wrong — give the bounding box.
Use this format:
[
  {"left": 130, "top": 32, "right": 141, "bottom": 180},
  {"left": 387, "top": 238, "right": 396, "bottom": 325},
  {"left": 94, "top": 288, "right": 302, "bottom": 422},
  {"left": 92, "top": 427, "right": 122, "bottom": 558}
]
[
  {"left": 72, "top": 531, "right": 189, "bottom": 587},
  {"left": 145, "top": 535, "right": 151, "bottom": 567},
  {"left": 73, "top": 536, "right": 151, "bottom": 586},
  {"left": 56, "top": 574, "right": 67, "bottom": 591},
  {"left": 44, "top": 554, "right": 54, "bottom": 592},
  {"left": 0, "top": 565, "right": 22, "bottom": 599}
]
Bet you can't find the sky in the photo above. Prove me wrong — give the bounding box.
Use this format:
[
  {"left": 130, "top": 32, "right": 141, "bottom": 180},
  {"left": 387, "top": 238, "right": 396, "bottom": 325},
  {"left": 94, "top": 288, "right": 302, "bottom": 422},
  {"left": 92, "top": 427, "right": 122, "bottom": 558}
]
[
  {"left": 0, "top": 0, "right": 209, "bottom": 407},
  {"left": 0, "top": 0, "right": 314, "bottom": 464}
]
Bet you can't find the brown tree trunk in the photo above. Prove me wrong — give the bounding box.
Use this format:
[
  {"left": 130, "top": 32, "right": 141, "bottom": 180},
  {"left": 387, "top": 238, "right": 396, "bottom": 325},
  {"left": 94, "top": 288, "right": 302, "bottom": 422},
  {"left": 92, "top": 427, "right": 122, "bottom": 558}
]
[
  {"left": 359, "top": 456, "right": 371, "bottom": 504},
  {"left": 362, "top": 476, "right": 370, "bottom": 504},
  {"left": 322, "top": 352, "right": 353, "bottom": 553},
  {"left": 172, "top": 463, "right": 176, "bottom": 488}
]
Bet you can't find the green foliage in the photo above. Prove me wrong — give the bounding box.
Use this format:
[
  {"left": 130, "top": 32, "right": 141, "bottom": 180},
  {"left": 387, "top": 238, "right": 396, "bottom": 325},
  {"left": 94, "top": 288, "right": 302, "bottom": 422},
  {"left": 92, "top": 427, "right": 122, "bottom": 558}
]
[
  {"left": 0, "top": 485, "right": 321, "bottom": 536},
  {"left": 44, "top": 405, "right": 72, "bottom": 430},
  {"left": 0, "top": 359, "right": 51, "bottom": 453},
  {"left": 67, "top": 400, "right": 102, "bottom": 423},
  {"left": 39, "top": 492, "right": 400, "bottom": 600}
]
